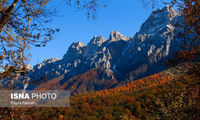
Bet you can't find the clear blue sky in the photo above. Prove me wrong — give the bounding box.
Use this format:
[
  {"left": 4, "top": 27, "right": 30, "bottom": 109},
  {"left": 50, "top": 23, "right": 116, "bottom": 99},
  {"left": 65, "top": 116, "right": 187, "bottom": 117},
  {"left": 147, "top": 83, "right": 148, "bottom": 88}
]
[{"left": 29, "top": 0, "right": 166, "bottom": 66}]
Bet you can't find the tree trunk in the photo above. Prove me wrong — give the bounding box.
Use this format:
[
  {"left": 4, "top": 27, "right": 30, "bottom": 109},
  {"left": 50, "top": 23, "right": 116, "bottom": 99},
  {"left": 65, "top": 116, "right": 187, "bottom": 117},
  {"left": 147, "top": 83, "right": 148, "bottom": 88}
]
[{"left": 0, "top": 0, "right": 20, "bottom": 32}]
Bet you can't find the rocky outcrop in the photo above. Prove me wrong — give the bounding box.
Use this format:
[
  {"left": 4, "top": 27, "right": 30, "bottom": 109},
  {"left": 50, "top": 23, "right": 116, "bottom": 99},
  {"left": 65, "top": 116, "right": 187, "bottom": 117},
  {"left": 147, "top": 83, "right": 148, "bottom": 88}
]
[
  {"left": 26, "top": 6, "right": 185, "bottom": 94},
  {"left": 108, "top": 31, "right": 131, "bottom": 42}
]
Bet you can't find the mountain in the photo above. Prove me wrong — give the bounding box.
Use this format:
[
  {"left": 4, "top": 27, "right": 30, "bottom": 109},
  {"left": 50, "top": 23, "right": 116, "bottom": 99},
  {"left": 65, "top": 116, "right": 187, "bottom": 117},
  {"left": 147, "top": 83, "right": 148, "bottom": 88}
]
[{"left": 26, "top": 6, "right": 185, "bottom": 95}]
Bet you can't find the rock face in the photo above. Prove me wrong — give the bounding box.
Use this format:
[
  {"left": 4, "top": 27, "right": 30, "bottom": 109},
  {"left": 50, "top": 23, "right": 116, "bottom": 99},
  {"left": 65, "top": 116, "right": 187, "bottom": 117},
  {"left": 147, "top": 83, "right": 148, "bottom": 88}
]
[
  {"left": 118, "top": 6, "right": 184, "bottom": 80},
  {"left": 108, "top": 31, "right": 131, "bottom": 42},
  {"left": 27, "top": 6, "right": 185, "bottom": 94}
]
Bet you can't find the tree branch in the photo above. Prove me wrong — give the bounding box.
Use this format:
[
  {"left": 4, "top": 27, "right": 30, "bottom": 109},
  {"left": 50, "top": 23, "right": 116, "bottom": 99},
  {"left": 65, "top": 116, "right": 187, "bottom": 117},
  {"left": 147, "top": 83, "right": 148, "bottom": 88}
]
[{"left": 0, "top": 0, "right": 20, "bottom": 32}]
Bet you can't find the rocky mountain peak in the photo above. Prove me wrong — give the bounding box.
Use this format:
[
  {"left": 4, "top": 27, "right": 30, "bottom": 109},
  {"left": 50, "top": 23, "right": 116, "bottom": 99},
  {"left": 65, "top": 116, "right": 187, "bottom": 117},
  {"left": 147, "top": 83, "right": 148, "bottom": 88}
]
[
  {"left": 66, "top": 41, "right": 85, "bottom": 54},
  {"left": 108, "top": 31, "right": 131, "bottom": 42},
  {"left": 151, "top": 6, "right": 178, "bottom": 21},
  {"left": 25, "top": 64, "right": 33, "bottom": 71},
  {"left": 139, "top": 6, "right": 179, "bottom": 34},
  {"left": 83, "top": 36, "right": 106, "bottom": 57},
  {"left": 70, "top": 41, "right": 85, "bottom": 49},
  {"left": 88, "top": 36, "right": 106, "bottom": 47},
  {"left": 33, "top": 57, "right": 60, "bottom": 70},
  {"left": 163, "top": 6, "right": 178, "bottom": 21},
  {"left": 62, "top": 41, "right": 85, "bottom": 61}
]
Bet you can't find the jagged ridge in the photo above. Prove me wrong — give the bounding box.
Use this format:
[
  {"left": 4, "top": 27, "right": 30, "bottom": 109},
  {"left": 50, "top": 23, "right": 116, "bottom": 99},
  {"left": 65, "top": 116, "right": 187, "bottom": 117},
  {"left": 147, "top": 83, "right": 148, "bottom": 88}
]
[{"left": 26, "top": 6, "right": 185, "bottom": 95}]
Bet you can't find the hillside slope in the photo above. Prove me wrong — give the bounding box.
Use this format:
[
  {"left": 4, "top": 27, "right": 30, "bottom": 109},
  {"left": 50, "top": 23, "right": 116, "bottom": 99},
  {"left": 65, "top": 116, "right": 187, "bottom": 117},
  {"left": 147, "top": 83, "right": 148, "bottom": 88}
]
[
  {"left": 42, "top": 62, "right": 200, "bottom": 120},
  {"left": 5, "top": 61, "right": 199, "bottom": 120}
]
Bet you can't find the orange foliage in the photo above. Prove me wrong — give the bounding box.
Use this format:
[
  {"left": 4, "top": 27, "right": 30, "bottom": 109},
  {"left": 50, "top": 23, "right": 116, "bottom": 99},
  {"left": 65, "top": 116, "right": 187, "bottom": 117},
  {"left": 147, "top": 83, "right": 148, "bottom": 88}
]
[
  {"left": 76, "top": 73, "right": 172, "bottom": 99},
  {"left": 177, "top": 45, "right": 200, "bottom": 60},
  {"left": 59, "top": 115, "right": 64, "bottom": 120}
]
